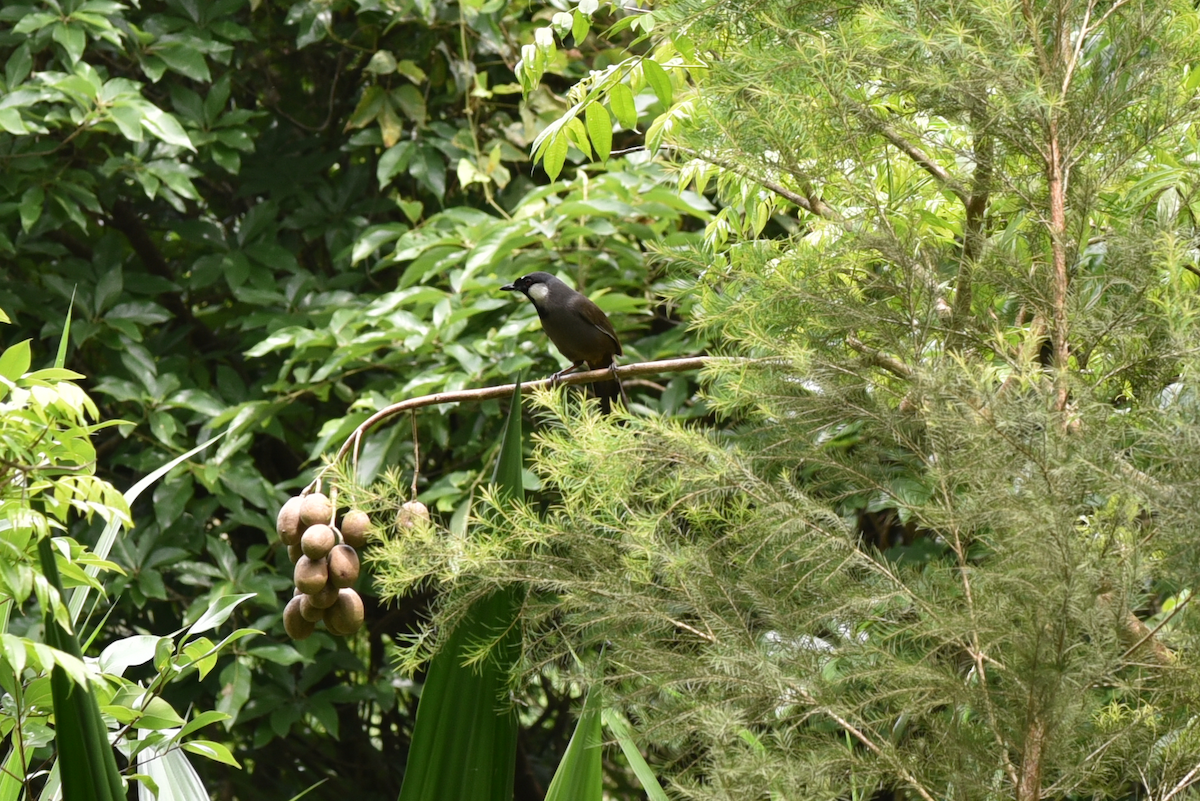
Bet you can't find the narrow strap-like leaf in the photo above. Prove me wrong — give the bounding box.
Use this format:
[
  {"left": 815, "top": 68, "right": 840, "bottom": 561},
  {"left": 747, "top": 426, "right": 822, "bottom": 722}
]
[
  {"left": 398, "top": 375, "right": 526, "bottom": 801},
  {"left": 39, "top": 538, "right": 124, "bottom": 801}
]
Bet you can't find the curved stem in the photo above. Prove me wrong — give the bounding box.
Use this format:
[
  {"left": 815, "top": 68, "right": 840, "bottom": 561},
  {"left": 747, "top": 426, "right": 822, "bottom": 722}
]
[{"left": 303, "top": 355, "right": 727, "bottom": 492}]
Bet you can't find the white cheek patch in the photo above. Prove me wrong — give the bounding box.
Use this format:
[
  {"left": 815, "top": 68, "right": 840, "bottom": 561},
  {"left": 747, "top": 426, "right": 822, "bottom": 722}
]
[{"left": 528, "top": 283, "right": 549, "bottom": 303}]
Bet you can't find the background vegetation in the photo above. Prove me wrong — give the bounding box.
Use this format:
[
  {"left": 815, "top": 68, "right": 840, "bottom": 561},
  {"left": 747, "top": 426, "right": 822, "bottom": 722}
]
[
  {"left": 5, "top": 0, "right": 1200, "bottom": 799},
  {"left": 0, "top": 0, "right": 707, "bottom": 796}
]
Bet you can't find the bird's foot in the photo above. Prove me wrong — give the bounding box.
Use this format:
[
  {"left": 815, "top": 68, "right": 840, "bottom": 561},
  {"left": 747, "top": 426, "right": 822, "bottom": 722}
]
[
  {"left": 549, "top": 363, "right": 584, "bottom": 388},
  {"left": 609, "top": 362, "right": 629, "bottom": 408}
]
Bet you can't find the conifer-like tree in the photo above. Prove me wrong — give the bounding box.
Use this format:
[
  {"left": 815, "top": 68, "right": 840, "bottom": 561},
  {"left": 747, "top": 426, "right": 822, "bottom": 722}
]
[{"left": 374, "top": 1, "right": 1200, "bottom": 798}]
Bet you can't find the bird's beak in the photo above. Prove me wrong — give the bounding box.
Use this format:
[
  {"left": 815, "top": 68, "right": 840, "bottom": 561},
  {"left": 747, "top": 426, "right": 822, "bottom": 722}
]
[{"left": 500, "top": 283, "right": 516, "bottom": 291}]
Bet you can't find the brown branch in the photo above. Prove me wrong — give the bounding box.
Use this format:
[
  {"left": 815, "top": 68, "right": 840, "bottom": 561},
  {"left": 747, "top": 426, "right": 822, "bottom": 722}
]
[
  {"left": 1017, "top": 716, "right": 1048, "bottom": 801},
  {"left": 846, "top": 336, "right": 913, "bottom": 379},
  {"left": 1047, "top": 119, "right": 1070, "bottom": 414},
  {"left": 876, "top": 126, "right": 968, "bottom": 203},
  {"left": 1163, "top": 761, "right": 1200, "bottom": 801},
  {"left": 305, "top": 356, "right": 728, "bottom": 491},
  {"left": 1120, "top": 591, "right": 1188, "bottom": 662}
]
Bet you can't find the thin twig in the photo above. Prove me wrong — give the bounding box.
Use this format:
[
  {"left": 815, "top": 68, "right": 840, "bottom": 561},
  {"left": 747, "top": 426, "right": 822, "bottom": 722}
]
[
  {"left": 1163, "top": 761, "right": 1200, "bottom": 801},
  {"left": 794, "top": 687, "right": 939, "bottom": 801},
  {"left": 410, "top": 410, "right": 420, "bottom": 501},
  {"left": 665, "top": 145, "right": 843, "bottom": 220}
]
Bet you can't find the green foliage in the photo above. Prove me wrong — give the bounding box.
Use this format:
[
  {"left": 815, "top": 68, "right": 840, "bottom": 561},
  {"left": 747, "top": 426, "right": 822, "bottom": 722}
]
[
  {"left": 370, "top": 0, "right": 1200, "bottom": 799},
  {"left": 0, "top": 0, "right": 708, "bottom": 793},
  {"left": 0, "top": 326, "right": 257, "bottom": 799}
]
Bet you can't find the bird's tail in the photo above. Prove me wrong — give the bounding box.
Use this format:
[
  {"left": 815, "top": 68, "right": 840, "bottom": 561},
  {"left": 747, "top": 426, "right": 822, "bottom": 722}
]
[{"left": 591, "top": 363, "right": 627, "bottom": 415}]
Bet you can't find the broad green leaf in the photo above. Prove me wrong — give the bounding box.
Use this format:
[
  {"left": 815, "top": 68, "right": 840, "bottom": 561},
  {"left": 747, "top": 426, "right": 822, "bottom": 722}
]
[
  {"left": 154, "top": 43, "right": 211, "bottom": 82},
  {"left": 38, "top": 537, "right": 124, "bottom": 801},
  {"left": 141, "top": 106, "right": 196, "bottom": 150},
  {"left": 641, "top": 58, "right": 672, "bottom": 106},
  {"left": 5, "top": 43, "right": 32, "bottom": 87},
  {"left": 543, "top": 132, "right": 568, "bottom": 180},
  {"left": 353, "top": 224, "right": 408, "bottom": 264},
  {"left": 215, "top": 658, "right": 251, "bottom": 727},
  {"left": 0, "top": 339, "right": 31, "bottom": 382},
  {"left": 0, "top": 108, "right": 27, "bottom": 135},
  {"left": 392, "top": 84, "right": 427, "bottom": 125},
  {"left": 186, "top": 592, "right": 255, "bottom": 636},
  {"left": 51, "top": 23, "right": 86, "bottom": 64},
  {"left": 19, "top": 186, "right": 43, "bottom": 232},
  {"left": 136, "top": 738, "right": 210, "bottom": 801},
  {"left": 566, "top": 115, "right": 592, "bottom": 158},
  {"left": 0, "top": 751, "right": 24, "bottom": 801},
  {"left": 609, "top": 82, "right": 637, "bottom": 130},
  {"left": 378, "top": 140, "right": 414, "bottom": 186},
  {"left": 54, "top": 289, "right": 75, "bottom": 370},
  {"left": 365, "top": 49, "right": 397, "bottom": 75},
  {"left": 183, "top": 740, "right": 241, "bottom": 767},
  {"left": 396, "top": 59, "right": 427, "bottom": 83},
  {"left": 245, "top": 643, "right": 307, "bottom": 665},
  {"left": 395, "top": 588, "right": 522, "bottom": 801},
  {"left": 397, "top": 376, "right": 525, "bottom": 801},
  {"left": 135, "top": 696, "right": 186, "bottom": 730},
  {"left": 345, "top": 85, "right": 385, "bottom": 130},
  {"left": 99, "top": 634, "right": 165, "bottom": 676},
  {"left": 571, "top": 10, "right": 589, "bottom": 43},
  {"left": 585, "top": 103, "right": 612, "bottom": 162},
  {"left": 108, "top": 102, "right": 144, "bottom": 141},
  {"left": 179, "top": 710, "right": 231, "bottom": 739},
  {"left": 13, "top": 12, "right": 58, "bottom": 35}
]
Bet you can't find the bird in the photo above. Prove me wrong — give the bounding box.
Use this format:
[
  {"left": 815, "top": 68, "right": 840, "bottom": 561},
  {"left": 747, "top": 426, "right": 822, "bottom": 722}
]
[{"left": 500, "top": 271, "right": 626, "bottom": 413}]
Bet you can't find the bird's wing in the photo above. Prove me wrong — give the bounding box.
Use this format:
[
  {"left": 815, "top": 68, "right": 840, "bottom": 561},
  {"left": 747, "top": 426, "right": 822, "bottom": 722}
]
[{"left": 578, "top": 303, "right": 622, "bottom": 356}]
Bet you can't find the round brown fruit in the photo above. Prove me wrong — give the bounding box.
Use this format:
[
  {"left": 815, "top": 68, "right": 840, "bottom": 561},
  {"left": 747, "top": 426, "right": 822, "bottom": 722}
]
[
  {"left": 301, "top": 523, "right": 336, "bottom": 560},
  {"left": 397, "top": 501, "right": 429, "bottom": 530},
  {"left": 287, "top": 543, "right": 303, "bottom": 564},
  {"left": 293, "top": 555, "right": 329, "bottom": 595},
  {"left": 298, "top": 594, "right": 325, "bottom": 623},
  {"left": 283, "top": 596, "right": 315, "bottom": 640},
  {"left": 328, "top": 544, "right": 360, "bottom": 589},
  {"left": 276, "top": 496, "right": 304, "bottom": 546},
  {"left": 341, "top": 510, "right": 371, "bottom": 549},
  {"left": 324, "top": 588, "right": 365, "bottom": 636},
  {"left": 299, "top": 492, "right": 333, "bottom": 527},
  {"left": 307, "top": 581, "right": 340, "bottom": 609}
]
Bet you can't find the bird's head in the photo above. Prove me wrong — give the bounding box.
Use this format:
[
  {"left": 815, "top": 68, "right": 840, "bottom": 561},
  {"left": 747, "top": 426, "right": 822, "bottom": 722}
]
[{"left": 500, "top": 272, "right": 558, "bottom": 305}]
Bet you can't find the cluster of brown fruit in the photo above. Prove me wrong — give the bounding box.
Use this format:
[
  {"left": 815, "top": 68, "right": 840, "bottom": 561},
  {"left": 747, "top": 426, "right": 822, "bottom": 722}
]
[{"left": 276, "top": 492, "right": 370, "bottom": 640}]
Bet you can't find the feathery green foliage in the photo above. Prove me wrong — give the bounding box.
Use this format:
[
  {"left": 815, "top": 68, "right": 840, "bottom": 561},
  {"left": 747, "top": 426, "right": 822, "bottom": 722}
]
[{"left": 374, "top": 0, "right": 1200, "bottom": 798}]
